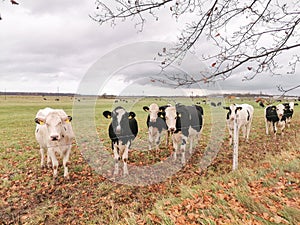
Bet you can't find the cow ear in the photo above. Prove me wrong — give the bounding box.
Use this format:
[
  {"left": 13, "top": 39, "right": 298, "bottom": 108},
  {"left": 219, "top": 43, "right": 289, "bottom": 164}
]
[
  {"left": 158, "top": 112, "right": 165, "bottom": 119},
  {"left": 159, "top": 106, "right": 167, "bottom": 112},
  {"left": 35, "top": 117, "right": 45, "bottom": 125},
  {"left": 103, "top": 111, "right": 112, "bottom": 119},
  {"left": 65, "top": 116, "right": 72, "bottom": 123},
  {"left": 223, "top": 106, "right": 230, "bottom": 110},
  {"left": 143, "top": 106, "right": 149, "bottom": 112},
  {"left": 128, "top": 112, "right": 136, "bottom": 119}
]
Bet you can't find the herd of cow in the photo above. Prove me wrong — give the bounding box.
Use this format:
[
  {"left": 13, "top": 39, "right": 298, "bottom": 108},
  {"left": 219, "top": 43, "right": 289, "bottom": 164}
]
[{"left": 34, "top": 100, "right": 297, "bottom": 178}]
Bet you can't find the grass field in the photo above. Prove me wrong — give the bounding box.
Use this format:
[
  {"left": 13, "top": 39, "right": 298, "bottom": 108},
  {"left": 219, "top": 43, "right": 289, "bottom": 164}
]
[{"left": 0, "top": 95, "right": 299, "bottom": 224}]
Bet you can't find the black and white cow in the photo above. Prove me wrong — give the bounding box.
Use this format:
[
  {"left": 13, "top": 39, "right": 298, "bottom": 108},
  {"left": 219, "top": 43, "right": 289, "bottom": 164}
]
[
  {"left": 160, "top": 104, "right": 204, "bottom": 164},
  {"left": 223, "top": 103, "right": 254, "bottom": 145},
  {"left": 103, "top": 106, "right": 138, "bottom": 176},
  {"left": 143, "top": 103, "right": 169, "bottom": 150},
  {"left": 282, "top": 102, "right": 298, "bottom": 128},
  {"left": 265, "top": 104, "right": 286, "bottom": 136}
]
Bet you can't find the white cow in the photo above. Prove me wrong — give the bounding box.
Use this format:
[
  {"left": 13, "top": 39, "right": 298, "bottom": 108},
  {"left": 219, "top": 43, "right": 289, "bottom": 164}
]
[
  {"left": 223, "top": 104, "right": 254, "bottom": 145},
  {"left": 35, "top": 107, "right": 74, "bottom": 178}
]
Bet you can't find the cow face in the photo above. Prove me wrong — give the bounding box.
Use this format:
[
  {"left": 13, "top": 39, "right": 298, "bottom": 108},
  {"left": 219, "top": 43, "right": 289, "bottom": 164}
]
[
  {"left": 35, "top": 112, "right": 71, "bottom": 141},
  {"left": 276, "top": 104, "right": 285, "bottom": 119},
  {"left": 164, "top": 106, "right": 178, "bottom": 133},
  {"left": 223, "top": 104, "right": 242, "bottom": 121},
  {"left": 143, "top": 103, "right": 159, "bottom": 122},
  {"left": 103, "top": 107, "right": 136, "bottom": 135}
]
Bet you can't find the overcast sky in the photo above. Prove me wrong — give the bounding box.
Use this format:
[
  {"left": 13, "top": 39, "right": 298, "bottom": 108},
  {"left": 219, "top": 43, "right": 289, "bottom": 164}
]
[{"left": 1, "top": 1, "right": 299, "bottom": 96}]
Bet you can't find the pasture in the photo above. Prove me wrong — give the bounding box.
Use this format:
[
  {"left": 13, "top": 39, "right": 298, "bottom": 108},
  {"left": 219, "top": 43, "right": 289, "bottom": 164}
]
[{"left": 0, "top": 95, "right": 299, "bottom": 224}]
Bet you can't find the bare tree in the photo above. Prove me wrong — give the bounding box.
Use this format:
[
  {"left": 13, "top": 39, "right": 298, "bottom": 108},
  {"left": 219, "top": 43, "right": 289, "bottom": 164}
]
[
  {"left": 91, "top": 0, "right": 300, "bottom": 89},
  {"left": 0, "top": 0, "right": 19, "bottom": 20}
]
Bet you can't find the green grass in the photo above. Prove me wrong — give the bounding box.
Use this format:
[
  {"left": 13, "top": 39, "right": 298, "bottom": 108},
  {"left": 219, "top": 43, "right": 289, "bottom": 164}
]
[{"left": 0, "top": 94, "right": 299, "bottom": 224}]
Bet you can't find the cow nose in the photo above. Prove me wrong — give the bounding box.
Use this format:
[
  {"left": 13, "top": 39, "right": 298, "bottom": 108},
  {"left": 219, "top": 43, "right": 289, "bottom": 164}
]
[
  {"left": 169, "top": 127, "right": 175, "bottom": 133},
  {"left": 115, "top": 127, "right": 121, "bottom": 134},
  {"left": 50, "top": 135, "right": 59, "bottom": 141}
]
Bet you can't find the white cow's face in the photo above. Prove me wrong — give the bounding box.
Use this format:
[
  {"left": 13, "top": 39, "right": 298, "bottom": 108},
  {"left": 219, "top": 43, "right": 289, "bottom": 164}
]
[
  {"left": 165, "top": 106, "right": 177, "bottom": 132},
  {"left": 276, "top": 104, "right": 285, "bottom": 119},
  {"left": 36, "top": 112, "right": 70, "bottom": 141},
  {"left": 148, "top": 103, "right": 159, "bottom": 122}
]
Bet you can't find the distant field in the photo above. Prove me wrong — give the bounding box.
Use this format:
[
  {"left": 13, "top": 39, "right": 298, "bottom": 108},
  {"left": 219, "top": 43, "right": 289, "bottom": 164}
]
[{"left": 0, "top": 94, "right": 299, "bottom": 224}]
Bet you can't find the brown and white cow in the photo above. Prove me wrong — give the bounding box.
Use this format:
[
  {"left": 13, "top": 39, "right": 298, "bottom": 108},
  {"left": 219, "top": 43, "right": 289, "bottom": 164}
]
[{"left": 35, "top": 107, "right": 74, "bottom": 178}]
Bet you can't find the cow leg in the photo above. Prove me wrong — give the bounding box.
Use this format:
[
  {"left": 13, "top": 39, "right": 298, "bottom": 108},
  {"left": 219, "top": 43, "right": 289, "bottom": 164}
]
[
  {"left": 241, "top": 125, "right": 246, "bottom": 139},
  {"left": 172, "top": 134, "right": 179, "bottom": 161},
  {"left": 265, "top": 120, "right": 269, "bottom": 135},
  {"left": 189, "top": 136, "right": 193, "bottom": 154},
  {"left": 273, "top": 122, "right": 277, "bottom": 138},
  {"left": 181, "top": 137, "right": 188, "bottom": 164},
  {"left": 122, "top": 142, "right": 130, "bottom": 176},
  {"left": 113, "top": 143, "right": 119, "bottom": 176},
  {"left": 48, "top": 148, "right": 58, "bottom": 178},
  {"left": 46, "top": 149, "right": 51, "bottom": 168},
  {"left": 40, "top": 147, "right": 45, "bottom": 168},
  {"left": 165, "top": 131, "right": 170, "bottom": 147},
  {"left": 154, "top": 132, "right": 161, "bottom": 150},
  {"left": 245, "top": 124, "right": 251, "bottom": 143},
  {"left": 148, "top": 127, "right": 153, "bottom": 150},
  {"left": 62, "top": 147, "right": 71, "bottom": 179}
]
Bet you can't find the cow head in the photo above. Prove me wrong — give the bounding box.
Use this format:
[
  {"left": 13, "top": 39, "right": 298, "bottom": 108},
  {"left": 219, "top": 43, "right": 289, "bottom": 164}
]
[
  {"left": 103, "top": 106, "right": 136, "bottom": 135},
  {"left": 164, "top": 106, "right": 179, "bottom": 133},
  {"left": 276, "top": 104, "right": 285, "bottom": 119},
  {"left": 35, "top": 111, "right": 72, "bottom": 141},
  {"left": 143, "top": 103, "right": 159, "bottom": 122},
  {"left": 223, "top": 104, "right": 242, "bottom": 121}
]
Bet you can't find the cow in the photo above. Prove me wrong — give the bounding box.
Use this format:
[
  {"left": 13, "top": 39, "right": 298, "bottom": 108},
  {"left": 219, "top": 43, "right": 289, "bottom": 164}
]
[
  {"left": 143, "top": 103, "right": 169, "bottom": 150},
  {"left": 159, "top": 104, "right": 204, "bottom": 164},
  {"left": 223, "top": 103, "right": 254, "bottom": 145},
  {"left": 35, "top": 107, "right": 74, "bottom": 179},
  {"left": 282, "top": 102, "right": 297, "bottom": 128},
  {"left": 103, "top": 106, "right": 138, "bottom": 176},
  {"left": 265, "top": 103, "right": 286, "bottom": 136}
]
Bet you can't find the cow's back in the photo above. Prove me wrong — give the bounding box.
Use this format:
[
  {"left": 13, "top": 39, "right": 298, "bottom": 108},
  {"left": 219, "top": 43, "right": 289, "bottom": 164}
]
[
  {"left": 265, "top": 106, "right": 279, "bottom": 122},
  {"left": 176, "top": 105, "right": 203, "bottom": 135}
]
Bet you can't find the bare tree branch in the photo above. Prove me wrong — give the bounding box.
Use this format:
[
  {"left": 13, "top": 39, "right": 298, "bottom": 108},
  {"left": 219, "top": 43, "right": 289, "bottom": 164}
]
[{"left": 92, "top": 0, "right": 300, "bottom": 93}]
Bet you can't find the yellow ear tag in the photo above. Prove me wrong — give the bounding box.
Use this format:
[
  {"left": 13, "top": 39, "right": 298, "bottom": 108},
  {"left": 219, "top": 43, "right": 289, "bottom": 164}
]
[
  {"left": 107, "top": 115, "right": 111, "bottom": 119},
  {"left": 128, "top": 115, "right": 132, "bottom": 119},
  {"left": 65, "top": 119, "right": 70, "bottom": 123},
  {"left": 178, "top": 113, "right": 181, "bottom": 118},
  {"left": 39, "top": 121, "right": 45, "bottom": 125},
  {"left": 160, "top": 114, "right": 164, "bottom": 118}
]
